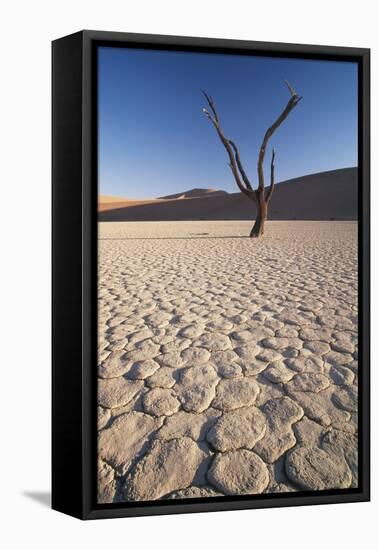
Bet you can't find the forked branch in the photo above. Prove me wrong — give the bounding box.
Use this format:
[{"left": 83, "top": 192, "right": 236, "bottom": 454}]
[
  {"left": 202, "top": 81, "right": 302, "bottom": 238},
  {"left": 202, "top": 91, "right": 256, "bottom": 201}
]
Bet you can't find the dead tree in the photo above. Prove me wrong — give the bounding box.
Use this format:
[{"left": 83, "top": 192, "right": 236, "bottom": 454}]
[{"left": 202, "top": 81, "right": 302, "bottom": 237}]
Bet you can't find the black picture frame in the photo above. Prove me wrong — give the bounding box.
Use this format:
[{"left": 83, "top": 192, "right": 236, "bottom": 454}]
[{"left": 52, "top": 30, "right": 370, "bottom": 520}]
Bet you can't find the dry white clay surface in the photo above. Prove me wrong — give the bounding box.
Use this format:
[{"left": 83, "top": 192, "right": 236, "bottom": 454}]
[{"left": 97, "top": 221, "right": 358, "bottom": 502}]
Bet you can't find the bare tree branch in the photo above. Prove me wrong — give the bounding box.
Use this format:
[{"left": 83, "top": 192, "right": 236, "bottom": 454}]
[
  {"left": 257, "top": 80, "right": 301, "bottom": 192},
  {"left": 202, "top": 91, "right": 252, "bottom": 197},
  {"left": 285, "top": 80, "right": 296, "bottom": 97},
  {"left": 229, "top": 140, "right": 254, "bottom": 193},
  {"left": 265, "top": 148, "right": 276, "bottom": 203},
  {"left": 201, "top": 90, "right": 219, "bottom": 123}
]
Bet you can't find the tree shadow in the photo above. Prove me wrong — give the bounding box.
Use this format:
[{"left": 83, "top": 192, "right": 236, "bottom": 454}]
[{"left": 22, "top": 491, "right": 51, "bottom": 508}]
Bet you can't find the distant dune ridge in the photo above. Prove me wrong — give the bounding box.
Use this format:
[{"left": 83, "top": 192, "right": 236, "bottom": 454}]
[
  {"left": 98, "top": 167, "right": 357, "bottom": 222},
  {"left": 157, "top": 188, "right": 228, "bottom": 200}
]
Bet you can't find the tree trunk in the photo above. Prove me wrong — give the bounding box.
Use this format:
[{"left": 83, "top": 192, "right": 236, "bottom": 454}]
[{"left": 250, "top": 198, "right": 267, "bottom": 238}]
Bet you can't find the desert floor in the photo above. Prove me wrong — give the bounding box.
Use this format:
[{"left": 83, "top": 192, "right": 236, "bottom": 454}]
[{"left": 97, "top": 220, "right": 358, "bottom": 503}]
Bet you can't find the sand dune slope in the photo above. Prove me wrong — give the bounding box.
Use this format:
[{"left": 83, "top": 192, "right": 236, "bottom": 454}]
[
  {"left": 158, "top": 188, "right": 228, "bottom": 200},
  {"left": 99, "top": 167, "right": 357, "bottom": 221}
]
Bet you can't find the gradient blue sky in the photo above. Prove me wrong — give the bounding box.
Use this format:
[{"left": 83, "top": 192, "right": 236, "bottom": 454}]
[{"left": 98, "top": 47, "right": 357, "bottom": 199}]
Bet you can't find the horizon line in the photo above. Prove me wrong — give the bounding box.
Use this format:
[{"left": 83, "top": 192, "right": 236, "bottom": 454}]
[{"left": 99, "top": 165, "right": 358, "bottom": 201}]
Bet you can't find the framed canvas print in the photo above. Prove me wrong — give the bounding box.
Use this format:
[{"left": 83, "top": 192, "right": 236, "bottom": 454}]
[{"left": 52, "top": 30, "right": 370, "bottom": 520}]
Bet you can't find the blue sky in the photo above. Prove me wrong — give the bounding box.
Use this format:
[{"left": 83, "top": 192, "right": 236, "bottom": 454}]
[{"left": 98, "top": 47, "right": 358, "bottom": 199}]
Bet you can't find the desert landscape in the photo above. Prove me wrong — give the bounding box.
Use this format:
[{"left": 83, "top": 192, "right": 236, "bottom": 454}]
[
  {"left": 97, "top": 215, "right": 358, "bottom": 502},
  {"left": 99, "top": 167, "right": 357, "bottom": 222},
  {"left": 97, "top": 48, "right": 359, "bottom": 504}
]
